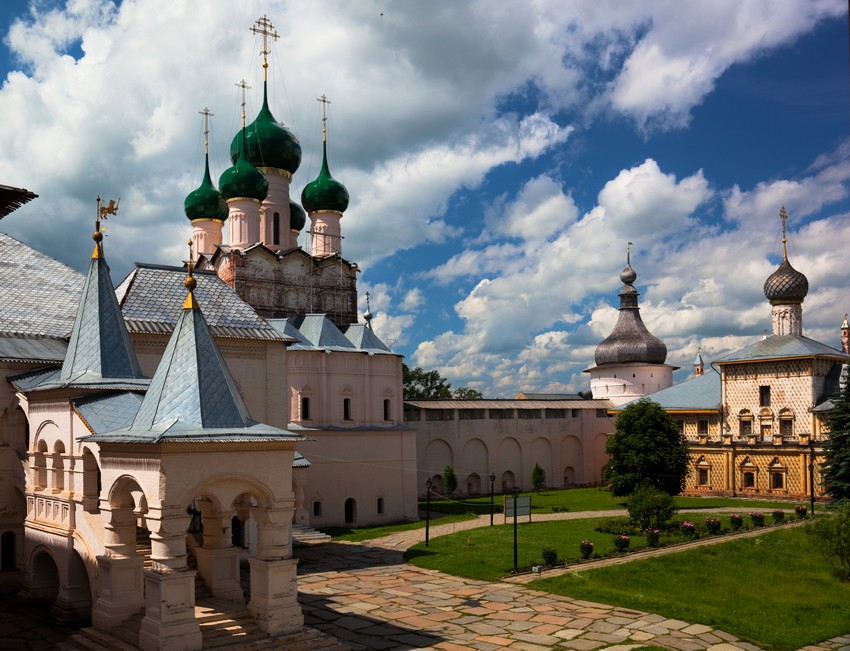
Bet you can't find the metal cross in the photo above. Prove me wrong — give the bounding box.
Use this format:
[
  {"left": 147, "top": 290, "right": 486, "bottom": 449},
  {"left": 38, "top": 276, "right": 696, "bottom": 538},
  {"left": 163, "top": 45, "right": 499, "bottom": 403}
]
[
  {"left": 236, "top": 79, "right": 252, "bottom": 126},
  {"left": 199, "top": 107, "right": 214, "bottom": 152},
  {"left": 317, "top": 94, "right": 331, "bottom": 140},
  {"left": 251, "top": 15, "right": 279, "bottom": 73}
]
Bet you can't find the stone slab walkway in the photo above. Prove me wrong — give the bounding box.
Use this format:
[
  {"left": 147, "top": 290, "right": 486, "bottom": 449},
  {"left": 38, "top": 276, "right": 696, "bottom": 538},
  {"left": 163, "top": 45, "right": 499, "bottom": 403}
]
[{"left": 296, "top": 509, "right": 850, "bottom": 651}]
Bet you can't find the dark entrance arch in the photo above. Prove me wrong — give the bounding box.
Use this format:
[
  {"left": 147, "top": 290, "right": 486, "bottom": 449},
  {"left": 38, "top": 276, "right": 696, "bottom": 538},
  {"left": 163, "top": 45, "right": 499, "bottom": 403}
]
[
  {"left": 1, "top": 532, "right": 15, "bottom": 570},
  {"left": 344, "top": 498, "right": 357, "bottom": 524},
  {"left": 30, "top": 550, "right": 60, "bottom": 607}
]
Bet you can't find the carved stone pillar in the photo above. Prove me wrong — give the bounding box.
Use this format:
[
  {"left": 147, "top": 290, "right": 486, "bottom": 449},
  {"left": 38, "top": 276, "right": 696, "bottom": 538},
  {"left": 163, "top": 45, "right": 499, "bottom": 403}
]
[
  {"left": 194, "top": 502, "right": 242, "bottom": 601},
  {"left": 92, "top": 554, "right": 144, "bottom": 629},
  {"left": 139, "top": 569, "right": 201, "bottom": 651}
]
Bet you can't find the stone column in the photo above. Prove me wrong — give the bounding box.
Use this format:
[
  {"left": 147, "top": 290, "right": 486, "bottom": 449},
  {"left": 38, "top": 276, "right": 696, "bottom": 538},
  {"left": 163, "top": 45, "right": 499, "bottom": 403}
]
[
  {"left": 92, "top": 506, "right": 144, "bottom": 628},
  {"left": 194, "top": 502, "right": 242, "bottom": 601},
  {"left": 248, "top": 506, "right": 302, "bottom": 635},
  {"left": 139, "top": 512, "right": 201, "bottom": 651}
]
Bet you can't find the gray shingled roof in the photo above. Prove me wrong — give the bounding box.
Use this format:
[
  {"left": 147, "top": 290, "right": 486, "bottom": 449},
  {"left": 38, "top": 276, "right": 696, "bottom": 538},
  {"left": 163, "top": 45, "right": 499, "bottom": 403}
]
[
  {"left": 116, "top": 264, "right": 288, "bottom": 341},
  {"left": 0, "top": 233, "right": 83, "bottom": 337},
  {"left": 0, "top": 185, "right": 37, "bottom": 218},
  {"left": 266, "top": 318, "right": 305, "bottom": 343},
  {"left": 718, "top": 334, "right": 850, "bottom": 364},
  {"left": 73, "top": 392, "right": 146, "bottom": 433},
  {"left": 613, "top": 369, "right": 721, "bottom": 412},
  {"left": 59, "top": 250, "right": 145, "bottom": 385}
]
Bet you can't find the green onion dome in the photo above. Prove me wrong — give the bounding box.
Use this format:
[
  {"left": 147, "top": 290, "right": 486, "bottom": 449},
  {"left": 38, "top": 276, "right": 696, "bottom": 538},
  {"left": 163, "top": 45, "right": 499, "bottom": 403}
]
[
  {"left": 301, "top": 141, "right": 349, "bottom": 213},
  {"left": 219, "top": 129, "right": 269, "bottom": 202},
  {"left": 184, "top": 154, "right": 228, "bottom": 221},
  {"left": 230, "top": 81, "right": 301, "bottom": 175},
  {"left": 289, "top": 199, "right": 306, "bottom": 232}
]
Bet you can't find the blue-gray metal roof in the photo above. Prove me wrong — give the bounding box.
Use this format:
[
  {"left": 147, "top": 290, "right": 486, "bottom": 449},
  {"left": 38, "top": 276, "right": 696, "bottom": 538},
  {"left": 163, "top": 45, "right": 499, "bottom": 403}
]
[
  {"left": 0, "top": 233, "right": 83, "bottom": 337},
  {"left": 344, "top": 324, "right": 392, "bottom": 353},
  {"left": 292, "top": 314, "right": 356, "bottom": 350},
  {"left": 74, "top": 392, "right": 145, "bottom": 433},
  {"left": 718, "top": 334, "right": 850, "bottom": 364},
  {"left": 0, "top": 335, "right": 67, "bottom": 363},
  {"left": 59, "top": 252, "right": 145, "bottom": 384},
  {"left": 266, "top": 318, "right": 306, "bottom": 344},
  {"left": 613, "top": 369, "right": 721, "bottom": 412},
  {"left": 116, "top": 264, "right": 288, "bottom": 341},
  {"left": 293, "top": 451, "right": 310, "bottom": 467}
]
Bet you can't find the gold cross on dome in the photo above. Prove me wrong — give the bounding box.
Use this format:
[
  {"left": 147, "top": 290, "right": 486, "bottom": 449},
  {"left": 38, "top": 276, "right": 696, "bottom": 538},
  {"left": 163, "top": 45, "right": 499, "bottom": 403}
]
[
  {"left": 317, "top": 94, "right": 331, "bottom": 140},
  {"left": 251, "top": 15, "right": 279, "bottom": 74},
  {"left": 236, "top": 79, "right": 252, "bottom": 127},
  {"left": 199, "top": 107, "right": 214, "bottom": 152}
]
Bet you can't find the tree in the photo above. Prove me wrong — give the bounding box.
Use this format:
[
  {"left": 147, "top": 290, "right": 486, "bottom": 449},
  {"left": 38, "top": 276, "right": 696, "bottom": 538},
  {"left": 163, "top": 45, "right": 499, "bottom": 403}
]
[
  {"left": 577, "top": 390, "right": 593, "bottom": 400},
  {"left": 823, "top": 366, "right": 850, "bottom": 501},
  {"left": 403, "top": 364, "right": 452, "bottom": 400},
  {"left": 805, "top": 502, "right": 850, "bottom": 582},
  {"left": 604, "top": 398, "right": 690, "bottom": 496},
  {"left": 403, "top": 363, "right": 484, "bottom": 400},
  {"left": 626, "top": 485, "right": 677, "bottom": 529},
  {"left": 531, "top": 462, "right": 545, "bottom": 493},
  {"left": 453, "top": 386, "right": 484, "bottom": 400},
  {"left": 442, "top": 465, "right": 458, "bottom": 496}
]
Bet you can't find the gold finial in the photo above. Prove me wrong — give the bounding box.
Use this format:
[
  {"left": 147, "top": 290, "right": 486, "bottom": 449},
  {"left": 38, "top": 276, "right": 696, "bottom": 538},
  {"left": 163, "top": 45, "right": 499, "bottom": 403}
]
[
  {"left": 843, "top": 313, "right": 848, "bottom": 329},
  {"left": 317, "top": 94, "right": 331, "bottom": 142},
  {"left": 199, "top": 107, "right": 214, "bottom": 154},
  {"left": 251, "top": 15, "right": 279, "bottom": 80},
  {"left": 236, "top": 79, "right": 252, "bottom": 128},
  {"left": 780, "top": 206, "right": 788, "bottom": 260},
  {"left": 93, "top": 195, "right": 119, "bottom": 258},
  {"left": 184, "top": 240, "right": 198, "bottom": 309}
]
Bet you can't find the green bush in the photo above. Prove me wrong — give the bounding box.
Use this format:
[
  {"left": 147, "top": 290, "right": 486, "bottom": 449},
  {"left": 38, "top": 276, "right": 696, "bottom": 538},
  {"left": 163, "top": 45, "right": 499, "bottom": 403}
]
[
  {"left": 594, "top": 517, "right": 639, "bottom": 536},
  {"left": 805, "top": 503, "right": 850, "bottom": 582},
  {"left": 626, "top": 485, "right": 677, "bottom": 530},
  {"left": 750, "top": 511, "right": 765, "bottom": 527},
  {"left": 541, "top": 546, "right": 558, "bottom": 566},
  {"left": 579, "top": 539, "right": 594, "bottom": 559},
  {"left": 613, "top": 534, "right": 630, "bottom": 552},
  {"left": 705, "top": 517, "right": 721, "bottom": 534},
  {"left": 772, "top": 509, "right": 784, "bottom": 523}
]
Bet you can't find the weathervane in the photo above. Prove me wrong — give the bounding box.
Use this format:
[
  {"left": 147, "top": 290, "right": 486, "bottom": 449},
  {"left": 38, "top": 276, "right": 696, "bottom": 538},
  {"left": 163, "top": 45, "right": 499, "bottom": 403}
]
[{"left": 251, "top": 15, "right": 279, "bottom": 78}]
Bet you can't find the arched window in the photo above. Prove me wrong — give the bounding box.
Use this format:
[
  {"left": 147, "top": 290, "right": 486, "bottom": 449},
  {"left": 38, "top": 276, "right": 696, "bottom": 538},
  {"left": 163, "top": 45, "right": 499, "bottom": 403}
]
[
  {"left": 376, "top": 497, "right": 384, "bottom": 515},
  {"left": 343, "top": 398, "right": 352, "bottom": 421},
  {"left": 301, "top": 396, "right": 311, "bottom": 421},
  {"left": 383, "top": 399, "right": 391, "bottom": 421},
  {"left": 344, "top": 498, "right": 357, "bottom": 524},
  {"left": 273, "top": 212, "right": 280, "bottom": 245},
  {"left": 52, "top": 441, "right": 65, "bottom": 492}
]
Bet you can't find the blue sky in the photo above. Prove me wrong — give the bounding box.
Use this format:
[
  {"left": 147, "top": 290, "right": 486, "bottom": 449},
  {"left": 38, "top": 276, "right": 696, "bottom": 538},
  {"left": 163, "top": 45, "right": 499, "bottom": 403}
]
[{"left": 0, "top": 0, "right": 848, "bottom": 397}]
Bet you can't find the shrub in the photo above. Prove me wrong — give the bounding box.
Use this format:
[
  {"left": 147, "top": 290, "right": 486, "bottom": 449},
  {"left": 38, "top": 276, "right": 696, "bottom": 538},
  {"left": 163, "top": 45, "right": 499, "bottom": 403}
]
[
  {"left": 626, "top": 485, "right": 677, "bottom": 530},
  {"left": 772, "top": 509, "right": 785, "bottom": 524},
  {"left": 705, "top": 517, "right": 721, "bottom": 534},
  {"left": 541, "top": 546, "right": 558, "bottom": 566},
  {"left": 645, "top": 528, "right": 661, "bottom": 547},
  {"left": 805, "top": 502, "right": 850, "bottom": 582},
  {"left": 681, "top": 521, "right": 696, "bottom": 538},
  {"left": 442, "top": 465, "right": 458, "bottom": 496},
  {"left": 750, "top": 511, "right": 765, "bottom": 527},
  {"left": 579, "top": 539, "right": 594, "bottom": 559},
  {"left": 795, "top": 504, "right": 808, "bottom": 519},
  {"left": 730, "top": 513, "right": 743, "bottom": 530},
  {"left": 595, "top": 517, "right": 639, "bottom": 536},
  {"left": 613, "top": 534, "right": 630, "bottom": 552},
  {"left": 532, "top": 462, "right": 546, "bottom": 493},
  {"left": 551, "top": 506, "right": 569, "bottom": 513}
]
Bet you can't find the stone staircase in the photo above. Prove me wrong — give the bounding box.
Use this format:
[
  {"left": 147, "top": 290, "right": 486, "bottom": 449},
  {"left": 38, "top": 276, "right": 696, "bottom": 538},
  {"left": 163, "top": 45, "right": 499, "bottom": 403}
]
[{"left": 292, "top": 523, "right": 332, "bottom": 545}]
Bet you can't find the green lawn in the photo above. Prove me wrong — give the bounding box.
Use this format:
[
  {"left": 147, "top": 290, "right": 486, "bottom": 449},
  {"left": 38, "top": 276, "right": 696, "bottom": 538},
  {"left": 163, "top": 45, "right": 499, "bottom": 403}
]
[
  {"left": 320, "top": 512, "right": 475, "bottom": 542},
  {"left": 405, "top": 519, "right": 849, "bottom": 650},
  {"left": 533, "top": 528, "right": 850, "bottom": 651},
  {"left": 424, "top": 486, "right": 802, "bottom": 516}
]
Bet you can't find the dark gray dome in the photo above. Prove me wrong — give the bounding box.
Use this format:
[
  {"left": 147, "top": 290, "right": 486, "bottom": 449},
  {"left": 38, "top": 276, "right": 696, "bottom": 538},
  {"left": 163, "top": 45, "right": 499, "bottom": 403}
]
[
  {"left": 764, "top": 258, "right": 808, "bottom": 304},
  {"left": 594, "top": 249, "right": 667, "bottom": 366}
]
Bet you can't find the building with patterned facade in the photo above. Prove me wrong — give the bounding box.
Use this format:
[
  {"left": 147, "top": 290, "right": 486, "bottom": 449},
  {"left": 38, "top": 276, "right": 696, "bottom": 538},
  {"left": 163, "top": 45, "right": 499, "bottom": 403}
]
[{"left": 614, "top": 210, "right": 850, "bottom": 500}]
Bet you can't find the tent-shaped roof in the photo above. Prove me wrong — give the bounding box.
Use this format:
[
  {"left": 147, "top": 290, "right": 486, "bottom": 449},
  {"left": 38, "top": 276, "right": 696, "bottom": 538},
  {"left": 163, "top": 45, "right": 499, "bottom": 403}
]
[
  {"left": 343, "top": 323, "right": 391, "bottom": 353},
  {"left": 292, "top": 313, "right": 355, "bottom": 350},
  {"left": 612, "top": 368, "right": 721, "bottom": 413},
  {"left": 85, "top": 276, "right": 300, "bottom": 444}
]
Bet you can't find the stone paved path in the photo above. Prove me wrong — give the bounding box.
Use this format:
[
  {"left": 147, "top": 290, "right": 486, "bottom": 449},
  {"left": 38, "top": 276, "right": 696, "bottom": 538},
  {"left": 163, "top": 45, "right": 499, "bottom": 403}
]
[{"left": 296, "top": 510, "right": 850, "bottom": 651}]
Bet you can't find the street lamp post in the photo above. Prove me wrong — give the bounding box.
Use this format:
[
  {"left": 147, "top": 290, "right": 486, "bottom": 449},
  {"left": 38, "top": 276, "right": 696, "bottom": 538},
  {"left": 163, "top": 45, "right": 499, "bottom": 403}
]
[
  {"left": 511, "top": 487, "right": 520, "bottom": 573},
  {"left": 425, "top": 478, "right": 433, "bottom": 547},
  {"left": 489, "top": 473, "right": 496, "bottom": 526}
]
